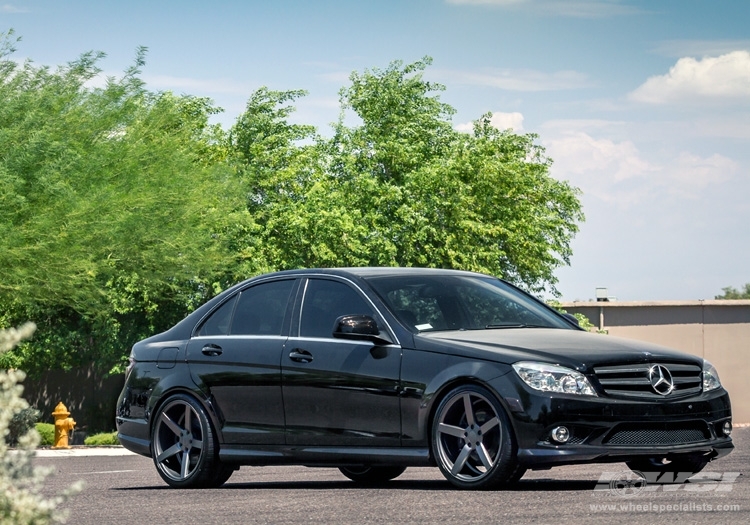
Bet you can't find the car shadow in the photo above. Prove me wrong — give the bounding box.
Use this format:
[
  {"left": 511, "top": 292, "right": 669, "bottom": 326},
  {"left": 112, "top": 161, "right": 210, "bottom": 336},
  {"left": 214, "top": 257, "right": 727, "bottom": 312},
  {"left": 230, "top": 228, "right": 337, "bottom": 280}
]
[{"left": 114, "top": 478, "right": 599, "bottom": 492}]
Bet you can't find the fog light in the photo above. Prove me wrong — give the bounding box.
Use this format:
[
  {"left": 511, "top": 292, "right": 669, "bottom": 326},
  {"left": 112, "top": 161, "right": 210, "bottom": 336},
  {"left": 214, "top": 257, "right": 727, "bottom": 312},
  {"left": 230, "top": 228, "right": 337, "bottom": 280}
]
[
  {"left": 723, "top": 421, "right": 732, "bottom": 436},
  {"left": 551, "top": 426, "right": 570, "bottom": 443}
]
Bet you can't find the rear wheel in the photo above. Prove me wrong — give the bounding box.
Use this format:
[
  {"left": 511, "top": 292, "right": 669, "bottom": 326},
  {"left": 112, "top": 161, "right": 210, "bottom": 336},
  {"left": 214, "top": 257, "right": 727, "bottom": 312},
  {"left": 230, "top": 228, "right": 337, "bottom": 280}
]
[
  {"left": 338, "top": 466, "right": 407, "bottom": 485},
  {"left": 432, "top": 384, "right": 520, "bottom": 490},
  {"left": 626, "top": 455, "right": 709, "bottom": 484},
  {"left": 151, "top": 393, "right": 230, "bottom": 488}
]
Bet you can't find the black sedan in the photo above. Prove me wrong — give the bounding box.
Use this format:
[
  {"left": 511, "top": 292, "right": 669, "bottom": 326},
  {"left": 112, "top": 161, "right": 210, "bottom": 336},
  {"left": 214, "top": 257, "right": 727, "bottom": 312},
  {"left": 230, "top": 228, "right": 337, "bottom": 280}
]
[{"left": 116, "top": 268, "right": 733, "bottom": 489}]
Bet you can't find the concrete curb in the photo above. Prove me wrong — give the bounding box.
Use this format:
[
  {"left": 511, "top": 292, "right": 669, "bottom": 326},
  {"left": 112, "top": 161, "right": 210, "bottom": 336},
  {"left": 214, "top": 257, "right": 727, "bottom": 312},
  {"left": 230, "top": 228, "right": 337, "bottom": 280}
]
[{"left": 35, "top": 446, "right": 136, "bottom": 457}]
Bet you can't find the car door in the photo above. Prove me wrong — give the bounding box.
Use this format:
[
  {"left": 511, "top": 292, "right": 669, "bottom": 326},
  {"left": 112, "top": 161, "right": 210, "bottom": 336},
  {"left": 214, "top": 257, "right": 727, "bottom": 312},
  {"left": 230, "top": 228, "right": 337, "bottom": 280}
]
[
  {"left": 185, "top": 278, "right": 297, "bottom": 445},
  {"left": 282, "top": 277, "right": 402, "bottom": 447}
]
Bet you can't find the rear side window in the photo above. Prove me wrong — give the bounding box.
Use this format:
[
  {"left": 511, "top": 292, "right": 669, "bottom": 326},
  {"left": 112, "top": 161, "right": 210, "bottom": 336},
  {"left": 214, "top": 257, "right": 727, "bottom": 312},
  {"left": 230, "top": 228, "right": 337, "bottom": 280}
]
[
  {"left": 198, "top": 295, "right": 238, "bottom": 336},
  {"left": 230, "top": 279, "right": 295, "bottom": 335}
]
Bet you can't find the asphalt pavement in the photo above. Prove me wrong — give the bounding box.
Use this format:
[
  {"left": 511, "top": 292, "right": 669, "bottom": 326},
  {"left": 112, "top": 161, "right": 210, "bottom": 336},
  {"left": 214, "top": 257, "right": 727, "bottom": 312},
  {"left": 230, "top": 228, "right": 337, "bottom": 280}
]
[{"left": 35, "top": 427, "right": 749, "bottom": 525}]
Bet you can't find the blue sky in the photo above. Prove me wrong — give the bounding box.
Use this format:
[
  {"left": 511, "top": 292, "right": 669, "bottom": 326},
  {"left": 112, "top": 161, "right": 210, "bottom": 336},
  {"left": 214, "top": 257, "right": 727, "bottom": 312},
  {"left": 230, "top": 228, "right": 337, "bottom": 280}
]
[{"left": 3, "top": 0, "right": 749, "bottom": 301}]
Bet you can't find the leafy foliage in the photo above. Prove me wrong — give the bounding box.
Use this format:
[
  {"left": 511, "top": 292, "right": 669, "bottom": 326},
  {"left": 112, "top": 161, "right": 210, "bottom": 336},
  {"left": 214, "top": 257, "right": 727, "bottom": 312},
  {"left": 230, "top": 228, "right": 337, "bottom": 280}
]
[
  {"left": 1, "top": 322, "right": 80, "bottom": 524},
  {"left": 547, "top": 300, "right": 606, "bottom": 333},
  {"left": 715, "top": 283, "right": 750, "bottom": 300},
  {"left": 35, "top": 424, "right": 55, "bottom": 447},
  {"left": 6, "top": 408, "right": 40, "bottom": 447},
  {"left": 2, "top": 35, "right": 583, "bottom": 375},
  {"left": 230, "top": 58, "right": 583, "bottom": 294},
  {"left": 0, "top": 34, "right": 249, "bottom": 375}
]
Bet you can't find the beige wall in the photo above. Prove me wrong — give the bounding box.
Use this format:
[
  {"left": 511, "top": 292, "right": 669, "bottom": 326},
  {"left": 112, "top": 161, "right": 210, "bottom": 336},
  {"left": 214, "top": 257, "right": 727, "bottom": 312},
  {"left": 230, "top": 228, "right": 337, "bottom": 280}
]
[{"left": 562, "top": 300, "right": 750, "bottom": 423}]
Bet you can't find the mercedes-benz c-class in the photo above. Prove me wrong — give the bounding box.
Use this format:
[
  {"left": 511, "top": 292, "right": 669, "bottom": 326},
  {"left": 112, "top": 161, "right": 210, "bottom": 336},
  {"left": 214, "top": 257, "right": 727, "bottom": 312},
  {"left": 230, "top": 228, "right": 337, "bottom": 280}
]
[{"left": 116, "top": 268, "right": 733, "bottom": 489}]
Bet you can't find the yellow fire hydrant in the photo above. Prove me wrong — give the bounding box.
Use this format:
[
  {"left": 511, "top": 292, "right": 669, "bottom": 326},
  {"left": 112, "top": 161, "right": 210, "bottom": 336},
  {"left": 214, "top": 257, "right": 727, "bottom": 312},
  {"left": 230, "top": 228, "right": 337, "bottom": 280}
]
[{"left": 52, "top": 402, "right": 76, "bottom": 449}]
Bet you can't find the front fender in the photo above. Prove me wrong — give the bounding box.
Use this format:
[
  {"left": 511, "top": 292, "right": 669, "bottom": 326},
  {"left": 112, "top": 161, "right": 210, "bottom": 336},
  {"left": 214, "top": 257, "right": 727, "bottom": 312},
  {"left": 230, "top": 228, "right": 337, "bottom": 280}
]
[{"left": 400, "top": 348, "right": 512, "bottom": 446}]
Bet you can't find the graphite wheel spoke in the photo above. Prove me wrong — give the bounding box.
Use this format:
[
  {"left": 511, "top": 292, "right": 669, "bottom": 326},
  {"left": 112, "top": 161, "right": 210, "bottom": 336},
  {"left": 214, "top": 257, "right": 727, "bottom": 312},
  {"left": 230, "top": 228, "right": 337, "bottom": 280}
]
[
  {"left": 161, "top": 413, "right": 183, "bottom": 437},
  {"left": 451, "top": 444, "right": 473, "bottom": 476},
  {"left": 462, "top": 394, "right": 476, "bottom": 426},
  {"left": 156, "top": 443, "right": 182, "bottom": 464},
  {"left": 476, "top": 443, "right": 495, "bottom": 471},
  {"left": 479, "top": 416, "right": 499, "bottom": 435},
  {"left": 438, "top": 422, "right": 466, "bottom": 439},
  {"left": 180, "top": 451, "right": 190, "bottom": 479}
]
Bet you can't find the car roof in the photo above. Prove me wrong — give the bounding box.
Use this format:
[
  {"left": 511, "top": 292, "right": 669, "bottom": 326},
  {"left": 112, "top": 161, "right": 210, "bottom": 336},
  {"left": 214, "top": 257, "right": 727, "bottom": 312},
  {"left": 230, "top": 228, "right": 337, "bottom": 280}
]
[{"left": 262, "top": 267, "right": 489, "bottom": 279}]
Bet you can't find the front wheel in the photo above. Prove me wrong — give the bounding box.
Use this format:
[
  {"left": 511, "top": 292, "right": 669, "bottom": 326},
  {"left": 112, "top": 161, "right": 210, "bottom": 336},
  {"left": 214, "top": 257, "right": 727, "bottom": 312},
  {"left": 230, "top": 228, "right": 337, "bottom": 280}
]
[
  {"left": 151, "top": 393, "right": 230, "bottom": 488},
  {"left": 432, "top": 384, "right": 520, "bottom": 490},
  {"left": 338, "top": 466, "right": 407, "bottom": 485}
]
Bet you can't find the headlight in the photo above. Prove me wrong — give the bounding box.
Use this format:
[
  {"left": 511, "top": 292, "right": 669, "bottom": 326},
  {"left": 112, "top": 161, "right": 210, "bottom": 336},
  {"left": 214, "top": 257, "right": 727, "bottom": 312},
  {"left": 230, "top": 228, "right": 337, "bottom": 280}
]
[
  {"left": 513, "top": 361, "right": 597, "bottom": 396},
  {"left": 702, "top": 360, "right": 722, "bottom": 392}
]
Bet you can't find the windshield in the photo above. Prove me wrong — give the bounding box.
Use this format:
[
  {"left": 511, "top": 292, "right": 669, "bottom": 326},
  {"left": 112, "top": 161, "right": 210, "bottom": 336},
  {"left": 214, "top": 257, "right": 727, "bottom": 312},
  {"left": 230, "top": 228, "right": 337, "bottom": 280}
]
[{"left": 364, "top": 274, "right": 571, "bottom": 332}]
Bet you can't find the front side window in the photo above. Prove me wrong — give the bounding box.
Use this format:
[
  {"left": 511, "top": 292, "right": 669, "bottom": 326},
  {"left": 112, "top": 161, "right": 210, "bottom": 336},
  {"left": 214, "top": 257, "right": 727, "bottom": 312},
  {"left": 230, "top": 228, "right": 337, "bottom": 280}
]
[{"left": 299, "top": 279, "right": 376, "bottom": 338}]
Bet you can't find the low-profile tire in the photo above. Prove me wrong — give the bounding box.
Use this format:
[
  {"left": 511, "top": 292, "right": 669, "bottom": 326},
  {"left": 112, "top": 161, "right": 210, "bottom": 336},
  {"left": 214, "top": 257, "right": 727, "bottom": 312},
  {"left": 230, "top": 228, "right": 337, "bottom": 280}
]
[
  {"left": 338, "top": 466, "right": 407, "bottom": 485},
  {"left": 506, "top": 466, "right": 527, "bottom": 483},
  {"left": 151, "top": 393, "right": 228, "bottom": 488},
  {"left": 432, "top": 384, "right": 519, "bottom": 490},
  {"left": 626, "top": 455, "right": 709, "bottom": 484}
]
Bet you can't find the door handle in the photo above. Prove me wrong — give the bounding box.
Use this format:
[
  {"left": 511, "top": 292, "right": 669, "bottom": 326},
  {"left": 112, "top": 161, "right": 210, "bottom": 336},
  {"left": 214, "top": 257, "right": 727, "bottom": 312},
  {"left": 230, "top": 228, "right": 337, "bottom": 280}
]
[
  {"left": 201, "top": 344, "right": 223, "bottom": 356},
  {"left": 289, "top": 349, "right": 313, "bottom": 363}
]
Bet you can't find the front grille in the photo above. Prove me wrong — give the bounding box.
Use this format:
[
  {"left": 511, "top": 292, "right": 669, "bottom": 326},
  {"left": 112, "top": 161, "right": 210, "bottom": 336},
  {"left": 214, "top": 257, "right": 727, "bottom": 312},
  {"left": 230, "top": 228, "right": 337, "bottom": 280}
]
[
  {"left": 594, "top": 362, "right": 702, "bottom": 399},
  {"left": 604, "top": 422, "right": 710, "bottom": 446}
]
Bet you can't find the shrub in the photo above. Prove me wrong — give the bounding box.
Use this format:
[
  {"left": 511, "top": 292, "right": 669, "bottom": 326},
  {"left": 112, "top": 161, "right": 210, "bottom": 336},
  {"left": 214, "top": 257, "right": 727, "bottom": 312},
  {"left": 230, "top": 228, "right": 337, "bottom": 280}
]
[
  {"left": 35, "top": 423, "right": 55, "bottom": 446},
  {"left": 7, "top": 407, "right": 40, "bottom": 446},
  {"left": 84, "top": 432, "right": 120, "bottom": 446},
  {"left": 547, "top": 300, "right": 607, "bottom": 334},
  {"left": 1, "top": 322, "right": 81, "bottom": 523}
]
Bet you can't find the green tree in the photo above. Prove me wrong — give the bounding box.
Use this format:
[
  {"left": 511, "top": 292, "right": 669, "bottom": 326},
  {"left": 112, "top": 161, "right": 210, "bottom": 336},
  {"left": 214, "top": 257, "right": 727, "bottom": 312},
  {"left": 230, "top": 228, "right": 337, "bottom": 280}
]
[
  {"left": 230, "top": 58, "right": 584, "bottom": 294},
  {"left": 715, "top": 283, "right": 750, "bottom": 299},
  {"left": 0, "top": 34, "right": 249, "bottom": 374}
]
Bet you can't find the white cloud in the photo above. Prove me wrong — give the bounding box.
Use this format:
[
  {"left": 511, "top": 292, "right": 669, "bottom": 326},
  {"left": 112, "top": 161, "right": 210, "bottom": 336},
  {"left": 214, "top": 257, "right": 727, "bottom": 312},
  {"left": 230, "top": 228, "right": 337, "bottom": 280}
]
[
  {"left": 1, "top": 4, "right": 27, "bottom": 13},
  {"left": 546, "top": 132, "right": 657, "bottom": 206},
  {"left": 629, "top": 51, "right": 750, "bottom": 104},
  {"left": 541, "top": 119, "right": 626, "bottom": 134},
  {"left": 437, "top": 67, "right": 592, "bottom": 91},
  {"left": 652, "top": 40, "right": 750, "bottom": 59},
  {"left": 545, "top": 131, "right": 738, "bottom": 206},
  {"left": 669, "top": 152, "right": 737, "bottom": 197},
  {"left": 447, "top": 0, "right": 526, "bottom": 5},
  {"left": 317, "top": 71, "right": 351, "bottom": 84},
  {"left": 144, "top": 74, "right": 254, "bottom": 95},
  {"left": 446, "top": 0, "right": 642, "bottom": 18},
  {"left": 456, "top": 111, "right": 524, "bottom": 133},
  {"left": 489, "top": 112, "right": 524, "bottom": 131}
]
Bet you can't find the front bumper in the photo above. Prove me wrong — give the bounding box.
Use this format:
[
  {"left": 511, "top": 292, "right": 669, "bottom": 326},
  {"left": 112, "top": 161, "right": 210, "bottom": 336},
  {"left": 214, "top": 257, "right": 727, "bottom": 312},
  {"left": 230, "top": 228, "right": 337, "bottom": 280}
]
[{"left": 490, "top": 375, "right": 733, "bottom": 469}]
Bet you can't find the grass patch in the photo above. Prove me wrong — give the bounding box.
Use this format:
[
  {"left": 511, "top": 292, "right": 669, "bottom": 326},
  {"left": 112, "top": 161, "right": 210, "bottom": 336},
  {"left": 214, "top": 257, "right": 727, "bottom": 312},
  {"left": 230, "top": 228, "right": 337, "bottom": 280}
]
[
  {"left": 36, "top": 422, "right": 55, "bottom": 446},
  {"left": 83, "top": 431, "right": 120, "bottom": 446}
]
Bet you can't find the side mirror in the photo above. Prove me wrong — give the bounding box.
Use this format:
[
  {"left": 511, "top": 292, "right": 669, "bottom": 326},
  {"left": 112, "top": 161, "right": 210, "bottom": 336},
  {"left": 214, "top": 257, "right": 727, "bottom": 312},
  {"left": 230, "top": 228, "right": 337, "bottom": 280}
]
[
  {"left": 333, "top": 315, "right": 392, "bottom": 345},
  {"left": 562, "top": 313, "right": 580, "bottom": 327}
]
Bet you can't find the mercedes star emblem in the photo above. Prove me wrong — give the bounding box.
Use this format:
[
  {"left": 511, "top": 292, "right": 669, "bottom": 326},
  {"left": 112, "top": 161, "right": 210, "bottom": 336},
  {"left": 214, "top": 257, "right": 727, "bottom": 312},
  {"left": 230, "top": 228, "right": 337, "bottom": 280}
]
[{"left": 648, "top": 365, "right": 674, "bottom": 395}]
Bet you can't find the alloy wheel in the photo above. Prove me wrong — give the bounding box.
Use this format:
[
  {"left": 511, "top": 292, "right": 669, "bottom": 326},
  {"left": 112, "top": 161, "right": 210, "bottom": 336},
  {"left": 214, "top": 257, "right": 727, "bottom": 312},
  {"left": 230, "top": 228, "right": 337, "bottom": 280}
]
[{"left": 433, "top": 385, "right": 519, "bottom": 489}]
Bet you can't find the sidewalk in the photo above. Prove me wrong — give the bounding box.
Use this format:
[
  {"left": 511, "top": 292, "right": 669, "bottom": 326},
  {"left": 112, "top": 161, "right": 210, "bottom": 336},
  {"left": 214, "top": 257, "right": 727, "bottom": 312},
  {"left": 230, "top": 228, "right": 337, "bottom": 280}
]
[{"left": 35, "top": 446, "right": 135, "bottom": 457}]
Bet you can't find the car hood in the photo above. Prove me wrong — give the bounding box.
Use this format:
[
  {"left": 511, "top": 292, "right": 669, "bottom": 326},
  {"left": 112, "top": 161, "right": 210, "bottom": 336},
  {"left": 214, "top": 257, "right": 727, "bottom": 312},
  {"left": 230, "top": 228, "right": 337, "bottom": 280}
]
[{"left": 414, "top": 328, "right": 703, "bottom": 371}]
